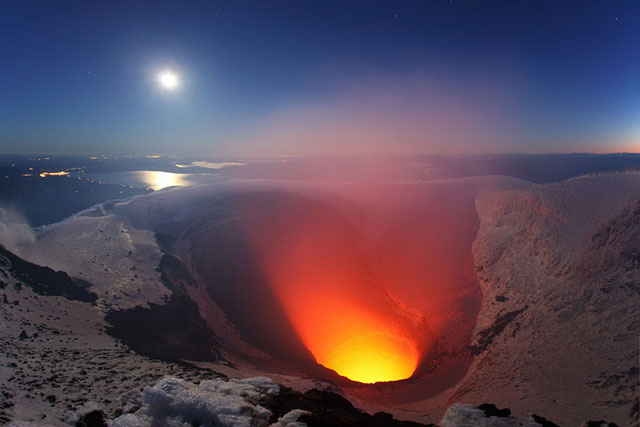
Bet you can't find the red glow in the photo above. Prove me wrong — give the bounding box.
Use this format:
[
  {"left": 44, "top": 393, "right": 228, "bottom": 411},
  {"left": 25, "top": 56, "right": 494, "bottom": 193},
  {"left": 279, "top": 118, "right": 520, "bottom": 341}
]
[
  {"left": 245, "top": 196, "right": 423, "bottom": 383},
  {"left": 243, "top": 183, "right": 479, "bottom": 384}
]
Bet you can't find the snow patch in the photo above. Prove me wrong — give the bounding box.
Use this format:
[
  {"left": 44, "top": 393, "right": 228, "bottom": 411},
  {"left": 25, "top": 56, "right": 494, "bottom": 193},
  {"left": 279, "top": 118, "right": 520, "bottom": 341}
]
[
  {"left": 440, "top": 403, "right": 541, "bottom": 427},
  {"left": 62, "top": 401, "right": 103, "bottom": 425},
  {"left": 112, "top": 376, "right": 288, "bottom": 427},
  {"left": 271, "top": 409, "right": 311, "bottom": 427}
]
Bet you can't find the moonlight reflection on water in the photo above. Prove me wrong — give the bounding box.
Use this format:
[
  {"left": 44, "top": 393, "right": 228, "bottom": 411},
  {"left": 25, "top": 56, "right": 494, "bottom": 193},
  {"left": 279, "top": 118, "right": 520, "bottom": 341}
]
[
  {"left": 74, "top": 170, "right": 209, "bottom": 190},
  {"left": 138, "top": 171, "right": 191, "bottom": 190}
]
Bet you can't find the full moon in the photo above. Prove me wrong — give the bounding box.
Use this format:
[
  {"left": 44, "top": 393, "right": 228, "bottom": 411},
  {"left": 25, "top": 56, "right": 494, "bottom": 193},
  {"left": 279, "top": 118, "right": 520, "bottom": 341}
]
[{"left": 157, "top": 71, "right": 180, "bottom": 91}]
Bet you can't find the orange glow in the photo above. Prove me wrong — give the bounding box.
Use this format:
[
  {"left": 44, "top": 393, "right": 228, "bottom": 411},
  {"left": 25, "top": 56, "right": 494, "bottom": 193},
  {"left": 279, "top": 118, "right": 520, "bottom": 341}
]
[
  {"left": 246, "top": 199, "right": 423, "bottom": 383},
  {"left": 267, "top": 280, "right": 419, "bottom": 383},
  {"left": 324, "top": 331, "right": 417, "bottom": 383},
  {"left": 39, "top": 171, "right": 69, "bottom": 177},
  {"left": 236, "top": 183, "right": 481, "bottom": 386},
  {"left": 313, "top": 309, "right": 419, "bottom": 383}
]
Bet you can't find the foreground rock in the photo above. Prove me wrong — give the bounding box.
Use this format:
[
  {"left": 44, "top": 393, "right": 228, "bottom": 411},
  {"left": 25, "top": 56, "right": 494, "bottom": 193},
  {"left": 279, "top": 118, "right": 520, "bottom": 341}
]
[
  {"left": 0, "top": 245, "right": 222, "bottom": 424},
  {"left": 103, "top": 376, "right": 424, "bottom": 427}
]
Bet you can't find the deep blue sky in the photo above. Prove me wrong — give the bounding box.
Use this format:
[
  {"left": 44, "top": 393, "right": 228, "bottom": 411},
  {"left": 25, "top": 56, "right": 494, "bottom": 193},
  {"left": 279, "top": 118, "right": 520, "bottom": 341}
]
[{"left": 1, "top": 1, "right": 638, "bottom": 155}]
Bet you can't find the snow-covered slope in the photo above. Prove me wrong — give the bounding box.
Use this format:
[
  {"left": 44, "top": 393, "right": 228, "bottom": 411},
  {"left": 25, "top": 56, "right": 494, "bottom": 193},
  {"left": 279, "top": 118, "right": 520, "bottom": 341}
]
[
  {"left": 17, "top": 205, "right": 168, "bottom": 310},
  {"left": 2, "top": 172, "right": 637, "bottom": 426},
  {"left": 449, "top": 172, "right": 640, "bottom": 426},
  {"left": 0, "top": 245, "right": 224, "bottom": 425}
]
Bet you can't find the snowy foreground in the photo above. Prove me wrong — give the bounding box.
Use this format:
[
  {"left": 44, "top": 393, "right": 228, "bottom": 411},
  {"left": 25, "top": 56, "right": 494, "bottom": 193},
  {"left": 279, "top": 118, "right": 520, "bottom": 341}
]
[
  {"left": 67, "top": 376, "right": 303, "bottom": 427},
  {"left": 9, "top": 374, "right": 562, "bottom": 427}
]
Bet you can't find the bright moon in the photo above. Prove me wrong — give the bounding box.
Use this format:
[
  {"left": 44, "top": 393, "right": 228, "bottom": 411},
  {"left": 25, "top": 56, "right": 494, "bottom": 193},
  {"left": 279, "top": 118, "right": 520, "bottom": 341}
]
[{"left": 157, "top": 71, "right": 180, "bottom": 91}]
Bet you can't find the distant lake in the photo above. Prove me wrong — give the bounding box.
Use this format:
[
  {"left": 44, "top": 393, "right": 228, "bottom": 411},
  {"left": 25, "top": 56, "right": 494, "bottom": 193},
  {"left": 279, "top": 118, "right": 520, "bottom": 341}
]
[{"left": 74, "top": 170, "right": 222, "bottom": 190}]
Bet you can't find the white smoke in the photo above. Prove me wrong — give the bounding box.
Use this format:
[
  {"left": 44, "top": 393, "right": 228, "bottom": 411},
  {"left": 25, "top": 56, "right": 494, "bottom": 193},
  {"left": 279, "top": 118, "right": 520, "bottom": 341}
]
[{"left": 0, "top": 207, "right": 35, "bottom": 254}]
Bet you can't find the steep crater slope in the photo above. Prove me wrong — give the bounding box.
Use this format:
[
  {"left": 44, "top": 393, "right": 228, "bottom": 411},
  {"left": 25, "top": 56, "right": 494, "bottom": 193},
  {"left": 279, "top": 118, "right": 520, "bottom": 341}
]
[
  {"left": 0, "top": 244, "right": 224, "bottom": 424},
  {"left": 6, "top": 173, "right": 639, "bottom": 425},
  {"left": 449, "top": 172, "right": 640, "bottom": 426},
  {"left": 109, "top": 178, "right": 512, "bottom": 403},
  {"left": 0, "top": 245, "right": 429, "bottom": 426}
]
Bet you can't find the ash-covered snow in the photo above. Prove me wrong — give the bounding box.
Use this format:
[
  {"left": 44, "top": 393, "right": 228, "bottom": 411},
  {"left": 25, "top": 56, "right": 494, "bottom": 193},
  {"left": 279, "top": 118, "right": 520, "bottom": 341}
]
[
  {"left": 455, "top": 172, "right": 640, "bottom": 425},
  {"left": 0, "top": 245, "right": 223, "bottom": 425},
  {"left": 8, "top": 423, "right": 56, "bottom": 427},
  {"left": 439, "top": 404, "right": 542, "bottom": 427},
  {"left": 61, "top": 401, "right": 103, "bottom": 425},
  {"left": 17, "top": 205, "right": 168, "bottom": 310},
  {"left": 271, "top": 409, "right": 311, "bottom": 427},
  {"left": 109, "top": 376, "right": 303, "bottom": 427}
]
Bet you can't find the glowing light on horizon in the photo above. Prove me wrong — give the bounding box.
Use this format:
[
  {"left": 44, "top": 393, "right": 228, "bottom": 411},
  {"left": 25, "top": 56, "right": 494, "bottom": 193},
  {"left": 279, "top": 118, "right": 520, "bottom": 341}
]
[{"left": 39, "top": 171, "right": 70, "bottom": 177}]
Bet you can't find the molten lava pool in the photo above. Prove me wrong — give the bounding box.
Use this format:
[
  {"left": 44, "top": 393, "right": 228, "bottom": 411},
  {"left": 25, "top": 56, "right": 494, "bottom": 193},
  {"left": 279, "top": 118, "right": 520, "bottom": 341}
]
[
  {"left": 317, "top": 315, "right": 419, "bottom": 383},
  {"left": 246, "top": 194, "right": 432, "bottom": 383},
  {"left": 277, "top": 290, "right": 421, "bottom": 383},
  {"left": 186, "top": 184, "right": 481, "bottom": 391}
]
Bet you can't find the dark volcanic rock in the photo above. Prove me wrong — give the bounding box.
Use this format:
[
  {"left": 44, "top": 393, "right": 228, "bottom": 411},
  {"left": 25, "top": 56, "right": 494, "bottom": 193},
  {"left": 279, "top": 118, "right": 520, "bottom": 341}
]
[
  {"left": 264, "top": 387, "right": 431, "bottom": 427},
  {"left": 584, "top": 421, "right": 619, "bottom": 427},
  {"left": 478, "top": 403, "right": 511, "bottom": 417},
  {"left": 532, "top": 414, "right": 560, "bottom": 427},
  {"left": 469, "top": 306, "right": 528, "bottom": 355},
  {"left": 105, "top": 253, "right": 222, "bottom": 363},
  {"left": 0, "top": 245, "right": 97, "bottom": 303},
  {"left": 76, "top": 409, "right": 107, "bottom": 427}
]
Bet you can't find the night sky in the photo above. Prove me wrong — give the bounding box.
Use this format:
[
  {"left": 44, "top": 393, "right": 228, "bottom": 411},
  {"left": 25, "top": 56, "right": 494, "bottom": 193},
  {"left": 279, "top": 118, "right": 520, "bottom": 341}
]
[{"left": 1, "top": 1, "right": 638, "bottom": 155}]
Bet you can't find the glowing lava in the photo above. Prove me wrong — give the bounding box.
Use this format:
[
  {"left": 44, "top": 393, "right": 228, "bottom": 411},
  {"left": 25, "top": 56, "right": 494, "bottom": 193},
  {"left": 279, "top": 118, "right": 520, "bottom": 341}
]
[
  {"left": 274, "top": 287, "right": 420, "bottom": 383},
  {"left": 318, "top": 320, "right": 419, "bottom": 383},
  {"left": 324, "top": 332, "right": 418, "bottom": 383},
  {"left": 247, "top": 199, "right": 421, "bottom": 383}
]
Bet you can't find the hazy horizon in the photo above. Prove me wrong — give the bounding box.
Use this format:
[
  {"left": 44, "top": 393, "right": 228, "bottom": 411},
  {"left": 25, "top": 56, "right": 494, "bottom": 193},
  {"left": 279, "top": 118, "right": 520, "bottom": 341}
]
[{"left": 2, "top": 1, "right": 638, "bottom": 156}]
